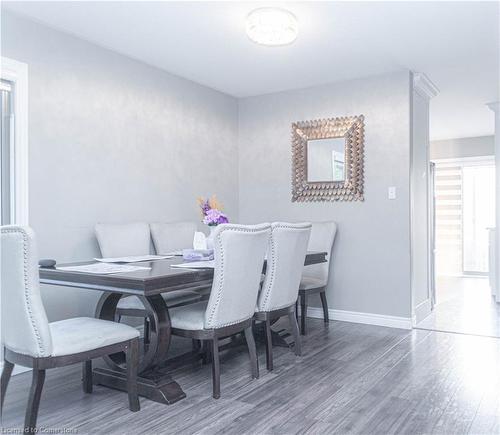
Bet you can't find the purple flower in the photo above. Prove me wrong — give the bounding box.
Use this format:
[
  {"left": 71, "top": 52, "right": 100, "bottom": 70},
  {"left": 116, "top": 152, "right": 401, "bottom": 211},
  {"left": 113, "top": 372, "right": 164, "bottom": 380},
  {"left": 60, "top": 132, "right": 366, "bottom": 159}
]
[
  {"left": 203, "top": 208, "right": 229, "bottom": 226},
  {"left": 218, "top": 214, "right": 229, "bottom": 224},
  {"left": 201, "top": 200, "right": 211, "bottom": 215}
]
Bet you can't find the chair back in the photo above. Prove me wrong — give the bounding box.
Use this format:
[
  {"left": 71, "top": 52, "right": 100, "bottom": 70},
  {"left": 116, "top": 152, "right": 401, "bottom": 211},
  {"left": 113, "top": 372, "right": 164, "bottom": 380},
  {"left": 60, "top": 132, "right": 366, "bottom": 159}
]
[
  {"left": 257, "top": 222, "right": 311, "bottom": 312},
  {"left": 303, "top": 222, "right": 337, "bottom": 284},
  {"left": 95, "top": 222, "right": 150, "bottom": 258},
  {"left": 204, "top": 223, "right": 270, "bottom": 329},
  {"left": 150, "top": 221, "right": 197, "bottom": 254},
  {"left": 1, "top": 226, "right": 53, "bottom": 357}
]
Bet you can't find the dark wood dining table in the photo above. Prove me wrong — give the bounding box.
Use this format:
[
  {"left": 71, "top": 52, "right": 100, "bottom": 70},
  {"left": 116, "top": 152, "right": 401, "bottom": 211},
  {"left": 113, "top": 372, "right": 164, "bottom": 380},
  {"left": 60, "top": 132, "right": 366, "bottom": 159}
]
[{"left": 39, "top": 252, "right": 327, "bottom": 405}]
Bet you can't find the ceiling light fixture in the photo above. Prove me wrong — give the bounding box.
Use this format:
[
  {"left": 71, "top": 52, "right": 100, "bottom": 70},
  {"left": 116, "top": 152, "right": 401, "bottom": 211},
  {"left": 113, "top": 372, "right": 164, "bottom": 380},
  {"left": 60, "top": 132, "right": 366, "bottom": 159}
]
[{"left": 246, "top": 7, "right": 298, "bottom": 46}]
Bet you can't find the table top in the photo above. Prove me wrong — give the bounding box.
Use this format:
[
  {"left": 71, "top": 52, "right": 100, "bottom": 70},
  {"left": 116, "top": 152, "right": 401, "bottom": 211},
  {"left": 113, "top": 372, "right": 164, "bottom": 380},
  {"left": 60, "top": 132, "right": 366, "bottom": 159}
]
[{"left": 39, "top": 251, "right": 327, "bottom": 296}]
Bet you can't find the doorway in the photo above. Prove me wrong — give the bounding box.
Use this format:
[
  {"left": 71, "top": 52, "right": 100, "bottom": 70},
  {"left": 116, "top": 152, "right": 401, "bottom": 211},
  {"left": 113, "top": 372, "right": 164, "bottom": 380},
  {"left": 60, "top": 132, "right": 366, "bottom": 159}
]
[
  {"left": 418, "top": 156, "right": 499, "bottom": 337},
  {"left": 0, "top": 78, "right": 13, "bottom": 225}
]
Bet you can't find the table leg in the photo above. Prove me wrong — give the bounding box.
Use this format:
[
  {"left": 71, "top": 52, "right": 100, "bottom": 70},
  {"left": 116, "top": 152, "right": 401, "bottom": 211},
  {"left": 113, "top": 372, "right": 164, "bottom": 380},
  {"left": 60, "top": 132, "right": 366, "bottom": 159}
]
[{"left": 93, "top": 292, "right": 186, "bottom": 405}]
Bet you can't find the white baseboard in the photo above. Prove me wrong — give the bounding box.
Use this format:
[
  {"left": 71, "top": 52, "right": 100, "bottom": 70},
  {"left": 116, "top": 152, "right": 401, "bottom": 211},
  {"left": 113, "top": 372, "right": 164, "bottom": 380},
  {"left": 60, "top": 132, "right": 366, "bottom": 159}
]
[
  {"left": 412, "top": 299, "right": 432, "bottom": 326},
  {"left": 306, "top": 306, "right": 413, "bottom": 330}
]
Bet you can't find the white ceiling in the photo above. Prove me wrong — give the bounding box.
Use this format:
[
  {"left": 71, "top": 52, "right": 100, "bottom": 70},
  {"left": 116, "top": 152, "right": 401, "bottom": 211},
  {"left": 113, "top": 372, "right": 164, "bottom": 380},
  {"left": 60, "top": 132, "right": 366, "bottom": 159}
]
[{"left": 3, "top": 1, "right": 499, "bottom": 140}]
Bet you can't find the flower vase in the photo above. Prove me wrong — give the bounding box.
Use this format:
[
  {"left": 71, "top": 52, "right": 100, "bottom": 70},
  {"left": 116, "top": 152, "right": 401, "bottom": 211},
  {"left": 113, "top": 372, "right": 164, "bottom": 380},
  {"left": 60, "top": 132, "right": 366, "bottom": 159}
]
[{"left": 206, "top": 225, "right": 217, "bottom": 250}]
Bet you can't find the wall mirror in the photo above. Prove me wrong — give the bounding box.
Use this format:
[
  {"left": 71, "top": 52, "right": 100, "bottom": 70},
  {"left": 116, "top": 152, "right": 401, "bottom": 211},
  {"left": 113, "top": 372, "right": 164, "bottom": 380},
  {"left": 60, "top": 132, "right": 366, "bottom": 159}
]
[
  {"left": 292, "top": 115, "right": 365, "bottom": 202},
  {"left": 307, "top": 137, "right": 346, "bottom": 182}
]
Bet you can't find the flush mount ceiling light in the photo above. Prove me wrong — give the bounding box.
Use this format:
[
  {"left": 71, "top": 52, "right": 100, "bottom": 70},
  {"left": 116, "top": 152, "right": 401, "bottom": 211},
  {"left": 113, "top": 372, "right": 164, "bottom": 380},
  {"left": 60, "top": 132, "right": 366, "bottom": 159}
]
[{"left": 246, "top": 7, "right": 298, "bottom": 46}]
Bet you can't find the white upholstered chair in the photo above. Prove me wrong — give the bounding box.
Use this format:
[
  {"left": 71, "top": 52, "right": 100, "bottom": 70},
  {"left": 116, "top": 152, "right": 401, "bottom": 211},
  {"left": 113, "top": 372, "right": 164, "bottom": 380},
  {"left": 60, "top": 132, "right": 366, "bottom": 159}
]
[
  {"left": 297, "top": 221, "right": 337, "bottom": 335},
  {"left": 95, "top": 222, "right": 151, "bottom": 258},
  {"left": 255, "top": 222, "right": 311, "bottom": 370},
  {"left": 150, "top": 221, "right": 197, "bottom": 254},
  {"left": 168, "top": 223, "right": 271, "bottom": 399},
  {"left": 0, "top": 226, "right": 141, "bottom": 432},
  {"left": 150, "top": 221, "right": 213, "bottom": 302},
  {"left": 95, "top": 223, "right": 202, "bottom": 342}
]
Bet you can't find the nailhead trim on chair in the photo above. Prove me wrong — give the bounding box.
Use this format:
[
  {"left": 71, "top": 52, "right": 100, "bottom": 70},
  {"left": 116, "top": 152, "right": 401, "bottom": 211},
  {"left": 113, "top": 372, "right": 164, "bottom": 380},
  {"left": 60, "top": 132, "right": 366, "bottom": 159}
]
[
  {"left": 259, "top": 226, "right": 277, "bottom": 312},
  {"left": 259, "top": 223, "right": 310, "bottom": 312},
  {"left": 2, "top": 227, "right": 48, "bottom": 357}
]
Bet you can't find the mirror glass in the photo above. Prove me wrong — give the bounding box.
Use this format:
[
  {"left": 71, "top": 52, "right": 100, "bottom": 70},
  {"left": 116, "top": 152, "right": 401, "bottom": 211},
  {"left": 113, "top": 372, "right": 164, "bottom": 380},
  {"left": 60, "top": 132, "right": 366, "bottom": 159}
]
[{"left": 307, "top": 137, "right": 346, "bottom": 182}]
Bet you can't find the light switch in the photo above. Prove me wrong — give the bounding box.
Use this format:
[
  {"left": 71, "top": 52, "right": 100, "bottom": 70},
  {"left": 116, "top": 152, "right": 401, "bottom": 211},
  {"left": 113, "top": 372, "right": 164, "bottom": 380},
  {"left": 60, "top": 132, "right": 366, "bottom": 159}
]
[{"left": 388, "top": 186, "right": 397, "bottom": 200}]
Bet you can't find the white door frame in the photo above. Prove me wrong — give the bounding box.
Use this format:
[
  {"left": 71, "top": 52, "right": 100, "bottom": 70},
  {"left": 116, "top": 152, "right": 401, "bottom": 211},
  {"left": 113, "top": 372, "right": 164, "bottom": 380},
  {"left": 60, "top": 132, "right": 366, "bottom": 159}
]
[
  {"left": 1, "top": 56, "right": 29, "bottom": 225},
  {"left": 487, "top": 102, "right": 500, "bottom": 302},
  {"left": 410, "top": 72, "right": 439, "bottom": 326}
]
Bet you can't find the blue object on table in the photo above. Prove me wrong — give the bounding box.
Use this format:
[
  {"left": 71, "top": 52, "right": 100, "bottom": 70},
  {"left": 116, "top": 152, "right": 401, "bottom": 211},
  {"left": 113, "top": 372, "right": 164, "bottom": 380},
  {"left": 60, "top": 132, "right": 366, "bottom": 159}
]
[
  {"left": 182, "top": 249, "right": 214, "bottom": 262},
  {"left": 39, "top": 259, "right": 56, "bottom": 268}
]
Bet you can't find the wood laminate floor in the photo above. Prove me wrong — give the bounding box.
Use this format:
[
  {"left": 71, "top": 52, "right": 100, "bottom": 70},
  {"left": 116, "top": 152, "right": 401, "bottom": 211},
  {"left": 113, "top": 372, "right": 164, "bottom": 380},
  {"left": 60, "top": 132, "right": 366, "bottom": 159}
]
[
  {"left": 417, "top": 276, "right": 500, "bottom": 338},
  {"left": 2, "top": 318, "right": 500, "bottom": 434}
]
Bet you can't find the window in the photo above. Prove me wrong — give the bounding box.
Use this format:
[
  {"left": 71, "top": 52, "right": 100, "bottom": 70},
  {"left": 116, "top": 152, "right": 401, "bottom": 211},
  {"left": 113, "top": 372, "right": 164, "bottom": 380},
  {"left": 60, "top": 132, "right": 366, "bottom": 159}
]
[
  {"left": 462, "top": 163, "right": 496, "bottom": 273},
  {"left": 434, "top": 162, "right": 463, "bottom": 276},
  {"left": 0, "top": 57, "right": 28, "bottom": 226},
  {"left": 433, "top": 157, "right": 495, "bottom": 276}
]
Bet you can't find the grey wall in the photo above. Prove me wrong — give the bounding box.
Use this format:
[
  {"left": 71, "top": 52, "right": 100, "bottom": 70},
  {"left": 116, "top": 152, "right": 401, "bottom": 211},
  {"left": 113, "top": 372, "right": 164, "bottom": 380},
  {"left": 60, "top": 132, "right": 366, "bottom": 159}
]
[
  {"left": 2, "top": 12, "right": 416, "bottom": 322},
  {"left": 430, "top": 135, "right": 495, "bottom": 160},
  {"left": 1, "top": 12, "right": 239, "bottom": 321},
  {"left": 238, "top": 72, "right": 412, "bottom": 318}
]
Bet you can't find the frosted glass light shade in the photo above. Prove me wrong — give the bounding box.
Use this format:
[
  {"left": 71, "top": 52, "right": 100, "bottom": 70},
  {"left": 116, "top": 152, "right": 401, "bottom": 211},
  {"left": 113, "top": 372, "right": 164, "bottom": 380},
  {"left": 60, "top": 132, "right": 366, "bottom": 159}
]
[{"left": 246, "top": 8, "right": 298, "bottom": 46}]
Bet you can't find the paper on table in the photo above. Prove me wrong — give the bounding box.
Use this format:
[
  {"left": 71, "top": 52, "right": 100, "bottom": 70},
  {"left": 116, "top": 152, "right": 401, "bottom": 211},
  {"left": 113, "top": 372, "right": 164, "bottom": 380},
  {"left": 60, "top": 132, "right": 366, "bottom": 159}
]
[
  {"left": 94, "top": 255, "right": 173, "bottom": 263},
  {"left": 57, "top": 263, "right": 151, "bottom": 275},
  {"left": 162, "top": 251, "right": 183, "bottom": 256},
  {"left": 171, "top": 260, "right": 215, "bottom": 269}
]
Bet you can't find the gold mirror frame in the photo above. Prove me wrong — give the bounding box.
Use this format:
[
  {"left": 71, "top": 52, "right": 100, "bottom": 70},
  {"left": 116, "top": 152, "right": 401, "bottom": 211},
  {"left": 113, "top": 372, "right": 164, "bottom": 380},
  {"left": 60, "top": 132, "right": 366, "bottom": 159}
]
[{"left": 291, "top": 115, "right": 365, "bottom": 202}]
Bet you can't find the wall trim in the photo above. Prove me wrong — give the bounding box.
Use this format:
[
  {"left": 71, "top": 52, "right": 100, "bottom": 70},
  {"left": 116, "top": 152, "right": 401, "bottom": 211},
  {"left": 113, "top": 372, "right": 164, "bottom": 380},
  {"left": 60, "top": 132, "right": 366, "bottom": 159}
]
[
  {"left": 413, "top": 72, "right": 439, "bottom": 101},
  {"left": 409, "top": 70, "right": 439, "bottom": 346},
  {"left": 306, "top": 306, "right": 413, "bottom": 330},
  {"left": 487, "top": 102, "right": 500, "bottom": 303},
  {"left": 412, "top": 298, "right": 432, "bottom": 326}
]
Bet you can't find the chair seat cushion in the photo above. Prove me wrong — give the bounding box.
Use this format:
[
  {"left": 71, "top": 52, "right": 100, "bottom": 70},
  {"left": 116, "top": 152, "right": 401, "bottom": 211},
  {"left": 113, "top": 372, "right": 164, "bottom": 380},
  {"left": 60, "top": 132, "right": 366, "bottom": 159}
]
[
  {"left": 169, "top": 301, "right": 208, "bottom": 331},
  {"left": 300, "top": 276, "right": 327, "bottom": 291},
  {"left": 117, "top": 290, "right": 201, "bottom": 310},
  {"left": 49, "top": 317, "right": 139, "bottom": 357}
]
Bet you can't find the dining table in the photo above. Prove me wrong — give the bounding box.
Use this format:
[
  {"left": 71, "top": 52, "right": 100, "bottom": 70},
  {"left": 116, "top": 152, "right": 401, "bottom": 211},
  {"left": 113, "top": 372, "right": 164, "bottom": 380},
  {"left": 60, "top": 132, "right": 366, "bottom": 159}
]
[{"left": 39, "top": 252, "right": 327, "bottom": 405}]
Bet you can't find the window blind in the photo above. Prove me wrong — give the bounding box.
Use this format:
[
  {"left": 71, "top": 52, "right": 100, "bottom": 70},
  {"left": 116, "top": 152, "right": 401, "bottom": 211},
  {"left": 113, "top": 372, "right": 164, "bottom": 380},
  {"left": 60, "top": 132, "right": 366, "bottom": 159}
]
[{"left": 434, "top": 164, "right": 462, "bottom": 275}]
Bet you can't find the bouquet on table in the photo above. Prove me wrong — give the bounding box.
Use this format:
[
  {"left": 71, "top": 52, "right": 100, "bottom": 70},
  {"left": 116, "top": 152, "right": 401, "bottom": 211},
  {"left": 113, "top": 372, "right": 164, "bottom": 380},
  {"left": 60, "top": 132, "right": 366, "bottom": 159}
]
[
  {"left": 198, "top": 195, "right": 229, "bottom": 226},
  {"left": 197, "top": 195, "right": 229, "bottom": 250}
]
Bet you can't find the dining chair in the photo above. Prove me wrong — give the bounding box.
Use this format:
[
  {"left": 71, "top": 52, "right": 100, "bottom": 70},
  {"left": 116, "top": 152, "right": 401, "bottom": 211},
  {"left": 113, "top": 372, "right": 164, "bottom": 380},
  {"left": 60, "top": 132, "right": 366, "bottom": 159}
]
[
  {"left": 297, "top": 221, "right": 337, "bottom": 335},
  {"left": 168, "top": 223, "right": 271, "bottom": 399},
  {"left": 255, "top": 222, "right": 311, "bottom": 371},
  {"left": 150, "top": 221, "right": 197, "bottom": 254},
  {"left": 150, "top": 221, "right": 213, "bottom": 301},
  {"left": 0, "top": 226, "right": 141, "bottom": 432},
  {"left": 95, "top": 222, "right": 202, "bottom": 342}
]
